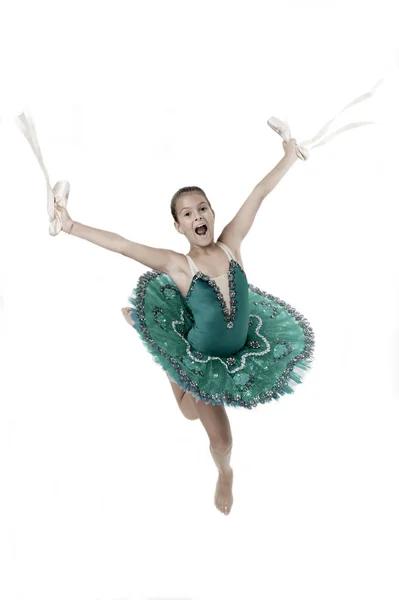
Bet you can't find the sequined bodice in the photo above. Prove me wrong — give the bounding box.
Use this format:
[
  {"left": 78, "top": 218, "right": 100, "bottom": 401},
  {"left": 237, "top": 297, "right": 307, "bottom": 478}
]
[{"left": 182, "top": 242, "right": 250, "bottom": 358}]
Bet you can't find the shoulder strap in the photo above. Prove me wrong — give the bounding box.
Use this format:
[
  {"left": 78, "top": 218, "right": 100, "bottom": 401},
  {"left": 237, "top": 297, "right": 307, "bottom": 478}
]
[
  {"left": 186, "top": 242, "right": 236, "bottom": 276},
  {"left": 217, "top": 241, "right": 236, "bottom": 261},
  {"left": 185, "top": 254, "right": 198, "bottom": 276}
]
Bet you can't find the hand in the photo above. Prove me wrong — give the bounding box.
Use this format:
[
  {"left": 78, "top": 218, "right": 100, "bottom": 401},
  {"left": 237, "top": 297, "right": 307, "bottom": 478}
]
[
  {"left": 282, "top": 138, "right": 298, "bottom": 162},
  {"left": 54, "top": 204, "right": 74, "bottom": 234}
]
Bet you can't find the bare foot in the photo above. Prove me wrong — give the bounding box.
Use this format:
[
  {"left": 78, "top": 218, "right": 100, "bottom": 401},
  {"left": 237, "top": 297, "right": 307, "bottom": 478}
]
[
  {"left": 215, "top": 468, "right": 234, "bottom": 515},
  {"left": 121, "top": 307, "right": 135, "bottom": 326}
]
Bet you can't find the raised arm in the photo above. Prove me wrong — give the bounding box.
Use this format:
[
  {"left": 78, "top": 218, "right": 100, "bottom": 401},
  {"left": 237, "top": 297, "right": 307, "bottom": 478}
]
[
  {"left": 56, "top": 205, "right": 174, "bottom": 273},
  {"left": 68, "top": 220, "right": 126, "bottom": 253},
  {"left": 68, "top": 221, "right": 174, "bottom": 273},
  {"left": 218, "top": 151, "right": 297, "bottom": 247}
]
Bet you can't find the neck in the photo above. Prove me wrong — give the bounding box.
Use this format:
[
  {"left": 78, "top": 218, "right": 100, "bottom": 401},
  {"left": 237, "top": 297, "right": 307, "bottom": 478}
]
[{"left": 190, "top": 240, "right": 218, "bottom": 256}]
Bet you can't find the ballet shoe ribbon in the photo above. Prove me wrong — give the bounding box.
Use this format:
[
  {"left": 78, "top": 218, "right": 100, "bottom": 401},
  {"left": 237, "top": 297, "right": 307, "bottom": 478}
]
[
  {"left": 14, "top": 109, "right": 70, "bottom": 236},
  {"left": 267, "top": 76, "right": 390, "bottom": 160}
]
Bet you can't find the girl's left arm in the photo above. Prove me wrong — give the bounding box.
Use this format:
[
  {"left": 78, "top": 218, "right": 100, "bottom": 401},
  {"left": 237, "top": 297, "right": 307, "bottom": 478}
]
[{"left": 219, "top": 153, "right": 297, "bottom": 247}]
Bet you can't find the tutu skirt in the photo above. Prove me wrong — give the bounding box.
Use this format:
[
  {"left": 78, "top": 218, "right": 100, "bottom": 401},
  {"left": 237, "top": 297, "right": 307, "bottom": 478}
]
[{"left": 127, "top": 270, "right": 315, "bottom": 410}]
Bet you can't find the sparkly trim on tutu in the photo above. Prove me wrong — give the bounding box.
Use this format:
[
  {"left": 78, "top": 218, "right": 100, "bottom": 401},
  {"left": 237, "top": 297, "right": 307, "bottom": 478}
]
[{"left": 128, "top": 271, "right": 315, "bottom": 409}]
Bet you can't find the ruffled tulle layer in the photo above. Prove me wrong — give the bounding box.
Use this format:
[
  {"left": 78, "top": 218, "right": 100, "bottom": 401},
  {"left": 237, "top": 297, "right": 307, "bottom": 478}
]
[{"left": 127, "top": 270, "right": 315, "bottom": 409}]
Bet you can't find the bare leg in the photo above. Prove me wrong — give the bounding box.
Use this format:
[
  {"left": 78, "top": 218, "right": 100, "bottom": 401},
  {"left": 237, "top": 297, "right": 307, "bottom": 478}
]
[
  {"left": 193, "top": 399, "right": 234, "bottom": 515},
  {"left": 121, "top": 307, "right": 134, "bottom": 325},
  {"left": 168, "top": 380, "right": 199, "bottom": 421},
  {"left": 122, "top": 306, "right": 233, "bottom": 512},
  {"left": 121, "top": 307, "right": 198, "bottom": 420}
]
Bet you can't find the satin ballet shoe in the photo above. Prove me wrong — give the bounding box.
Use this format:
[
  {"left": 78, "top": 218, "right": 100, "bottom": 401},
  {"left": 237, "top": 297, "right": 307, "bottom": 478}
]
[
  {"left": 266, "top": 75, "right": 387, "bottom": 161},
  {"left": 49, "top": 180, "right": 71, "bottom": 236},
  {"left": 267, "top": 117, "right": 292, "bottom": 141},
  {"left": 267, "top": 117, "right": 309, "bottom": 161},
  {"left": 13, "top": 110, "right": 73, "bottom": 235}
]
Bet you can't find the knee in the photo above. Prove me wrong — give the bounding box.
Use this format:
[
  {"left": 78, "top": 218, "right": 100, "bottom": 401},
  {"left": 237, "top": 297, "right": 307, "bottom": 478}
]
[{"left": 209, "top": 435, "right": 233, "bottom": 454}]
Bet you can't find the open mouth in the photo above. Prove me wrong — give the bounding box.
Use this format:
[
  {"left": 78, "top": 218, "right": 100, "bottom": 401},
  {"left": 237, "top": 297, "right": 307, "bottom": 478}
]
[{"left": 194, "top": 224, "right": 208, "bottom": 237}]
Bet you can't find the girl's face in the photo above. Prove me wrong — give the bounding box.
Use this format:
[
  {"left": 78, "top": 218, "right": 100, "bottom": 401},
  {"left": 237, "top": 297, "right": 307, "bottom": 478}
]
[{"left": 174, "top": 194, "right": 215, "bottom": 245}]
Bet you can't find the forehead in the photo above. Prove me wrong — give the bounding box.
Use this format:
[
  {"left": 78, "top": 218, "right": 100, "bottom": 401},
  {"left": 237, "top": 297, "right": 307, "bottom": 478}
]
[{"left": 177, "top": 194, "right": 207, "bottom": 212}]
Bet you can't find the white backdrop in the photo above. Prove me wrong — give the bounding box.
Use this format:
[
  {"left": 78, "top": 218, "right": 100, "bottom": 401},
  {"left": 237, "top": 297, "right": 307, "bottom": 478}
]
[{"left": 1, "top": 1, "right": 399, "bottom": 600}]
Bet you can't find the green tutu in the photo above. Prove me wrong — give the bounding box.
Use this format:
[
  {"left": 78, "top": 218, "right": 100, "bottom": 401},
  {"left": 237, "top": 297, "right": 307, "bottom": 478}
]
[{"left": 127, "top": 259, "right": 315, "bottom": 410}]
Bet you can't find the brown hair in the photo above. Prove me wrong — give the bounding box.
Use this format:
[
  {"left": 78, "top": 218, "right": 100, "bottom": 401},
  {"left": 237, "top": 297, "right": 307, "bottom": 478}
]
[{"left": 170, "top": 186, "right": 213, "bottom": 223}]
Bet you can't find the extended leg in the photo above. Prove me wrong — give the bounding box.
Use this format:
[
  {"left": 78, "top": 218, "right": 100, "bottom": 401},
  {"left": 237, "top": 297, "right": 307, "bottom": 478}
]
[
  {"left": 121, "top": 305, "right": 232, "bottom": 511},
  {"left": 193, "top": 399, "right": 234, "bottom": 515}
]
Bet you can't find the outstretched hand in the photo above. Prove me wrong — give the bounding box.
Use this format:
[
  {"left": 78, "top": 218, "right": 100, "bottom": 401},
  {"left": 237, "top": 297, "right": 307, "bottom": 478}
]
[
  {"left": 54, "top": 204, "right": 74, "bottom": 234},
  {"left": 282, "top": 138, "right": 298, "bottom": 161}
]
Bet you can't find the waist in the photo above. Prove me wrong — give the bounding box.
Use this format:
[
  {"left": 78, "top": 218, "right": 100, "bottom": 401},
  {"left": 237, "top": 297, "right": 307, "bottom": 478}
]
[{"left": 187, "top": 321, "right": 248, "bottom": 357}]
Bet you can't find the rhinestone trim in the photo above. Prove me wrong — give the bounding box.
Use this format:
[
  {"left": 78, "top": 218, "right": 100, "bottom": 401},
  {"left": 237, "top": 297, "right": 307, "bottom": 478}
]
[
  {"left": 128, "top": 271, "right": 315, "bottom": 409},
  {"left": 185, "top": 259, "right": 244, "bottom": 328}
]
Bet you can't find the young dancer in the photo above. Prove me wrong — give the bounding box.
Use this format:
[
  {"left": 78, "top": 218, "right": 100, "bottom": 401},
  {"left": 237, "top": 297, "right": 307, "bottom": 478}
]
[
  {"left": 18, "top": 73, "right": 390, "bottom": 514},
  {"left": 55, "top": 138, "right": 315, "bottom": 515}
]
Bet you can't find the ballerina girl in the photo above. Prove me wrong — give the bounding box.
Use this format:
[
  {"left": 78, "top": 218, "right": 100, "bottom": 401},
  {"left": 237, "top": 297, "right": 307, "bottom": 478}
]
[
  {"left": 54, "top": 137, "right": 314, "bottom": 515},
  {"left": 15, "top": 72, "right": 389, "bottom": 514}
]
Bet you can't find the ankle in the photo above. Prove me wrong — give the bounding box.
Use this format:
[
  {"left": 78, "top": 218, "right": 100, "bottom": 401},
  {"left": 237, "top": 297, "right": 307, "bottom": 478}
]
[{"left": 219, "top": 467, "right": 233, "bottom": 479}]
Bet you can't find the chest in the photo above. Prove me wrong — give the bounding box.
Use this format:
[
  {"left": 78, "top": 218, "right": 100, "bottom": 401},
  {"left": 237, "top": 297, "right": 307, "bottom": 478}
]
[
  {"left": 183, "top": 258, "right": 248, "bottom": 331},
  {"left": 169, "top": 247, "right": 245, "bottom": 299}
]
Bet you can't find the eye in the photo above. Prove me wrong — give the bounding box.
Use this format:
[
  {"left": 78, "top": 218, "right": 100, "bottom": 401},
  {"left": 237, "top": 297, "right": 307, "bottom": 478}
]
[{"left": 184, "top": 206, "right": 207, "bottom": 217}]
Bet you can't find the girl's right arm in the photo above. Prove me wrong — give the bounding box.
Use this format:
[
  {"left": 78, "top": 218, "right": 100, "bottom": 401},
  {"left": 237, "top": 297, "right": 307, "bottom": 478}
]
[{"left": 69, "top": 220, "right": 175, "bottom": 274}]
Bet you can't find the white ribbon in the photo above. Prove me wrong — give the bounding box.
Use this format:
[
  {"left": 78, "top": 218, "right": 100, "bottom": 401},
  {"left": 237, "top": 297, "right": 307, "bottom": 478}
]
[
  {"left": 267, "top": 76, "right": 388, "bottom": 160},
  {"left": 14, "top": 109, "right": 70, "bottom": 236},
  {"left": 13, "top": 70, "right": 396, "bottom": 233}
]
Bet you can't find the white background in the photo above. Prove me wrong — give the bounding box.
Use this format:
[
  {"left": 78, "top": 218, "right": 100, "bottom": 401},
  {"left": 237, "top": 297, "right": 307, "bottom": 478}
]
[{"left": 1, "top": 1, "right": 399, "bottom": 599}]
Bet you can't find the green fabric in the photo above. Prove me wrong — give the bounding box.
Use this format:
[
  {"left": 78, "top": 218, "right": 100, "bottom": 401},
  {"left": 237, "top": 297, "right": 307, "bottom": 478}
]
[
  {"left": 186, "top": 259, "right": 249, "bottom": 357},
  {"left": 127, "top": 260, "right": 315, "bottom": 409}
]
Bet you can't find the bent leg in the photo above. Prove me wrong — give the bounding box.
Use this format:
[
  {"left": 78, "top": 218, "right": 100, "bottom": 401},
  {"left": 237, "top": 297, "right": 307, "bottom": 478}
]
[
  {"left": 121, "top": 307, "right": 198, "bottom": 421},
  {"left": 166, "top": 373, "right": 198, "bottom": 421},
  {"left": 121, "top": 307, "right": 134, "bottom": 325}
]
